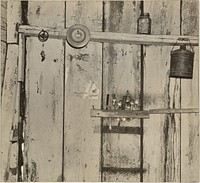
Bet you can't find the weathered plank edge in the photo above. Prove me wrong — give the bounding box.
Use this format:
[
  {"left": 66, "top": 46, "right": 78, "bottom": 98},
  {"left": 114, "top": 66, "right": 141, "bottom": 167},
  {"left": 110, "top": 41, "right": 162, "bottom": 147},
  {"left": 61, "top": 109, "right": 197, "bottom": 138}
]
[{"left": 18, "top": 25, "right": 198, "bottom": 46}]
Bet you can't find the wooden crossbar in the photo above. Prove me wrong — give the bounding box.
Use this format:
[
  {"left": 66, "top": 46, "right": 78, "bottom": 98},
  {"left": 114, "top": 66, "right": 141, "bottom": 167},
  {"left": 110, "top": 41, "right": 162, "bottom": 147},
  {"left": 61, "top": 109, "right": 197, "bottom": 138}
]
[
  {"left": 91, "top": 108, "right": 199, "bottom": 119},
  {"left": 18, "top": 25, "right": 198, "bottom": 46}
]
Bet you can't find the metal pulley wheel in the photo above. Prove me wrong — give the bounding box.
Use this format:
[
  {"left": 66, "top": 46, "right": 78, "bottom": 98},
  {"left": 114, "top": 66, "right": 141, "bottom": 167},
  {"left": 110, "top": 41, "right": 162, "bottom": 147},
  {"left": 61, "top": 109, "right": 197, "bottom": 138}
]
[{"left": 66, "top": 24, "right": 90, "bottom": 49}]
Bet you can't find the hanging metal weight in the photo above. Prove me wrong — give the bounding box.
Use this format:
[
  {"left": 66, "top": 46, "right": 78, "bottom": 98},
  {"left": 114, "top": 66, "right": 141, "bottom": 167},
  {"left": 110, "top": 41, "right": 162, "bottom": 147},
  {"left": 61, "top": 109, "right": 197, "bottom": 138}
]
[
  {"left": 170, "top": 40, "right": 194, "bottom": 79},
  {"left": 66, "top": 24, "right": 90, "bottom": 49}
]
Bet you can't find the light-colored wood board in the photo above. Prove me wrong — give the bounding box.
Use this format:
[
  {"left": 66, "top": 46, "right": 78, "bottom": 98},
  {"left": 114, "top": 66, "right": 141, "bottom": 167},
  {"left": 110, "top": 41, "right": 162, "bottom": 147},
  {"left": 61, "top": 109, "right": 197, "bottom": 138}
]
[
  {"left": 91, "top": 108, "right": 198, "bottom": 118},
  {"left": 18, "top": 25, "right": 198, "bottom": 46},
  {"left": 181, "top": 0, "right": 199, "bottom": 181},
  {"left": 143, "top": 0, "right": 181, "bottom": 181},
  {"left": 7, "top": 1, "right": 21, "bottom": 43},
  {"left": 1, "top": 44, "right": 18, "bottom": 181},
  {"left": 64, "top": 1, "right": 102, "bottom": 181},
  {"left": 102, "top": 1, "right": 141, "bottom": 181},
  {"left": 25, "top": 37, "right": 64, "bottom": 182},
  {"left": 24, "top": 2, "right": 65, "bottom": 181}
]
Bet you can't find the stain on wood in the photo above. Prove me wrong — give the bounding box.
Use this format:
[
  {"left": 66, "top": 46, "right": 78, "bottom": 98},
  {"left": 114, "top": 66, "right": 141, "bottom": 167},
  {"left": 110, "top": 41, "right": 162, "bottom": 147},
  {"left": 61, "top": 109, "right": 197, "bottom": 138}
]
[
  {"left": 102, "top": 1, "right": 141, "bottom": 182},
  {"left": 64, "top": 2, "right": 102, "bottom": 181},
  {"left": 181, "top": 0, "right": 199, "bottom": 181},
  {"left": 24, "top": 2, "right": 65, "bottom": 181},
  {"left": 143, "top": 0, "right": 181, "bottom": 182}
]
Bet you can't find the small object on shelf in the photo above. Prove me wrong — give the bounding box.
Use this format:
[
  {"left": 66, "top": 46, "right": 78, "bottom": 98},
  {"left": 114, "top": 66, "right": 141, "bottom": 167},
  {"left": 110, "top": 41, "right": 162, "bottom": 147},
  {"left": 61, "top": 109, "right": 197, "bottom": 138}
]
[
  {"left": 137, "top": 13, "right": 151, "bottom": 34},
  {"left": 66, "top": 24, "right": 90, "bottom": 49},
  {"left": 170, "top": 39, "right": 194, "bottom": 79},
  {"left": 112, "top": 94, "right": 117, "bottom": 109}
]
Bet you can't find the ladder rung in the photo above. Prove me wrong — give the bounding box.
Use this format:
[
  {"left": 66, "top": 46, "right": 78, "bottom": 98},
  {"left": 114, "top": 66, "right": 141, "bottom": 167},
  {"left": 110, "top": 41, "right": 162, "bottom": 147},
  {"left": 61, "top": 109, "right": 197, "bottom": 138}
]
[
  {"left": 102, "top": 167, "right": 146, "bottom": 174},
  {"left": 102, "top": 126, "right": 141, "bottom": 134}
]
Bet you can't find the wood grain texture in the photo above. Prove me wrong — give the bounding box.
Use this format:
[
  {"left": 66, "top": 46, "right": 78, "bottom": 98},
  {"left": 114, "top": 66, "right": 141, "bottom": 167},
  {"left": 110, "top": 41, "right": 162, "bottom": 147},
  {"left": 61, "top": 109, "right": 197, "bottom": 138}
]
[
  {"left": 102, "top": 1, "right": 141, "bottom": 181},
  {"left": 143, "top": 0, "right": 181, "bottom": 181},
  {"left": 7, "top": 1, "right": 21, "bottom": 43},
  {"left": 1, "top": 45, "right": 18, "bottom": 181},
  {"left": 24, "top": 2, "right": 65, "bottom": 181},
  {"left": 181, "top": 0, "right": 199, "bottom": 181},
  {"left": 64, "top": 2, "right": 102, "bottom": 181}
]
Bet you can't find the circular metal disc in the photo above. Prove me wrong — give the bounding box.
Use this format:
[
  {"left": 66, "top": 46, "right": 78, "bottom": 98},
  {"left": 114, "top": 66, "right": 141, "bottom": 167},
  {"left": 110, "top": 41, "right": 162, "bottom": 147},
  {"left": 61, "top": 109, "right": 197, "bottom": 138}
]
[{"left": 66, "top": 24, "right": 90, "bottom": 49}]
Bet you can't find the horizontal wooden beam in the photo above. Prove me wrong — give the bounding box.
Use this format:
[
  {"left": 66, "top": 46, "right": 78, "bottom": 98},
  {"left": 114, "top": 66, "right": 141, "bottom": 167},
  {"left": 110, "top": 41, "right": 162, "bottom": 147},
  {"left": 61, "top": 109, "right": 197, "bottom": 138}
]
[
  {"left": 18, "top": 25, "right": 198, "bottom": 46},
  {"left": 91, "top": 109, "right": 150, "bottom": 119},
  {"left": 102, "top": 167, "right": 146, "bottom": 174},
  {"left": 91, "top": 108, "right": 198, "bottom": 118},
  {"left": 102, "top": 126, "right": 142, "bottom": 134}
]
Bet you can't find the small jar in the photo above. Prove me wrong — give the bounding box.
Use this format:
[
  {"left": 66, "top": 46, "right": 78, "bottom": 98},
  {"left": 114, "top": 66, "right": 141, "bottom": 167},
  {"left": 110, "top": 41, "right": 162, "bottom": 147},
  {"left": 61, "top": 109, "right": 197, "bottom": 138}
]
[{"left": 137, "top": 13, "right": 151, "bottom": 34}]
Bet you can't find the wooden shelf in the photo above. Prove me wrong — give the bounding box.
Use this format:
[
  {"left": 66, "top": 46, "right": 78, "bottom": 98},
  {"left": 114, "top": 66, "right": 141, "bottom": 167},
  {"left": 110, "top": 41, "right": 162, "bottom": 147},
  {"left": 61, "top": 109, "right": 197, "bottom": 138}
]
[
  {"left": 91, "top": 108, "right": 198, "bottom": 119},
  {"left": 91, "top": 109, "right": 150, "bottom": 119},
  {"left": 18, "top": 25, "right": 198, "bottom": 46}
]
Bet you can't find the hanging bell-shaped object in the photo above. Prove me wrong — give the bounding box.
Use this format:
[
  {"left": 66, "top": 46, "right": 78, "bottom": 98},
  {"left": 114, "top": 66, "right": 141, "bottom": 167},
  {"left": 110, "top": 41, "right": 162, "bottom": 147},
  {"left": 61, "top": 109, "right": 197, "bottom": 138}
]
[{"left": 170, "top": 44, "right": 194, "bottom": 79}]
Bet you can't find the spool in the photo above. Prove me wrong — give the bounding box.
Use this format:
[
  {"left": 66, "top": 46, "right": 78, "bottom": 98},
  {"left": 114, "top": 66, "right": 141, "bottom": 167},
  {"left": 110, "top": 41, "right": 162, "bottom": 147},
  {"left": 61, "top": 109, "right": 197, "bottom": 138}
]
[
  {"left": 170, "top": 41, "right": 194, "bottom": 79},
  {"left": 66, "top": 24, "right": 90, "bottom": 49}
]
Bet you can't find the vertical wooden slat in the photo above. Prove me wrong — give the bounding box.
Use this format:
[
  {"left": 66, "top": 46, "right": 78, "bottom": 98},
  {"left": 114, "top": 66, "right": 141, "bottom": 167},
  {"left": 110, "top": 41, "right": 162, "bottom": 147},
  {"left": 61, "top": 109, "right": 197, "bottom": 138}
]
[
  {"left": 64, "top": 2, "right": 102, "bottom": 181},
  {"left": 181, "top": 0, "right": 199, "bottom": 181},
  {"left": 1, "top": 1, "right": 7, "bottom": 42},
  {"left": 1, "top": 45, "right": 18, "bottom": 181},
  {"left": 1, "top": 1, "right": 7, "bottom": 89},
  {"left": 24, "top": 2, "right": 65, "bottom": 181},
  {"left": 102, "top": 1, "right": 141, "bottom": 181},
  {"left": 143, "top": 0, "right": 181, "bottom": 181},
  {"left": 7, "top": 1, "right": 21, "bottom": 43}
]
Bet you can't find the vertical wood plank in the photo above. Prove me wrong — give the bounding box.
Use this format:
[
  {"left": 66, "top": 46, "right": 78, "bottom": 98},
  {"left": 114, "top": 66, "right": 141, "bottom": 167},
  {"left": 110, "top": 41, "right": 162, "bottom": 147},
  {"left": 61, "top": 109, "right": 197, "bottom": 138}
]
[
  {"left": 181, "top": 0, "right": 199, "bottom": 181},
  {"left": 1, "top": 2, "right": 7, "bottom": 42},
  {"left": 1, "top": 42, "right": 7, "bottom": 89},
  {"left": 102, "top": 1, "right": 141, "bottom": 181},
  {"left": 7, "top": 1, "right": 21, "bottom": 43},
  {"left": 1, "top": 45, "right": 18, "bottom": 181},
  {"left": 143, "top": 0, "right": 181, "bottom": 181},
  {"left": 64, "top": 2, "right": 102, "bottom": 181},
  {"left": 1, "top": 1, "right": 7, "bottom": 89},
  {"left": 24, "top": 2, "right": 65, "bottom": 181}
]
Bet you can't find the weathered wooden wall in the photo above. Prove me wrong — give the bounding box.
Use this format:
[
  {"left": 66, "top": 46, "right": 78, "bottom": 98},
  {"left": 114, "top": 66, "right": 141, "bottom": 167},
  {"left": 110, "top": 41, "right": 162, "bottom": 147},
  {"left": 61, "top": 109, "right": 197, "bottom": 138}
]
[
  {"left": 1, "top": 1, "right": 199, "bottom": 182},
  {"left": 1, "top": 1, "right": 21, "bottom": 181},
  {"left": 1, "top": 1, "right": 7, "bottom": 89}
]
